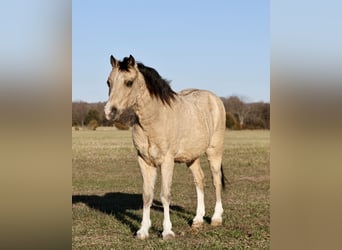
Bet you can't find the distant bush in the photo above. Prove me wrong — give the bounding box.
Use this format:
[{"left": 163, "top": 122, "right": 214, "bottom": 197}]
[
  {"left": 72, "top": 120, "right": 80, "bottom": 127},
  {"left": 245, "top": 117, "right": 266, "bottom": 129},
  {"left": 87, "top": 119, "right": 99, "bottom": 130},
  {"left": 244, "top": 102, "right": 270, "bottom": 129},
  {"left": 85, "top": 109, "right": 100, "bottom": 125},
  {"left": 225, "top": 112, "right": 240, "bottom": 130}
]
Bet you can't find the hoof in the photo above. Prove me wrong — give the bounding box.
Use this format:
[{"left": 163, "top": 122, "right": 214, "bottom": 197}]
[
  {"left": 191, "top": 220, "right": 204, "bottom": 228},
  {"left": 211, "top": 219, "right": 222, "bottom": 227},
  {"left": 162, "top": 231, "right": 175, "bottom": 240},
  {"left": 135, "top": 230, "right": 149, "bottom": 240}
]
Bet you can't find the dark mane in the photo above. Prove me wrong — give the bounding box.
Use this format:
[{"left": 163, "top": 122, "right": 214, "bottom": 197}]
[
  {"left": 137, "top": 63, "right": 177, "bottom": 106},
  {"left": 118, "top": 57, "right": 131, "bottom": 71}
]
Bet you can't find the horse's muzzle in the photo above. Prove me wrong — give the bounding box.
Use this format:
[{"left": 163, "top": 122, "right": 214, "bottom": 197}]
[{"left": 104, "top": 103, "right": 118, "bottom": 121}]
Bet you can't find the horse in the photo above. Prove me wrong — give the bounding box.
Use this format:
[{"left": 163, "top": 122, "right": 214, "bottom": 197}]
[{"left": 104, "top": 55, "right": 226, "bottom": 240}]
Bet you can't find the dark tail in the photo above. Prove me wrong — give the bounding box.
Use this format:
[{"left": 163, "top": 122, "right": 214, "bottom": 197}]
[{"left": 221, "top": 164, "right": 228, "bottom": 190}]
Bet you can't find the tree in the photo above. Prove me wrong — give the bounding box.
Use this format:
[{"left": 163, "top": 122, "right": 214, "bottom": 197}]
[
  {"left": 72, "top": 97, "right": 270, "bottom": 130},
  {"left": 225, "top": 112, "right": 239, "bottom": 129},
  {"left": 244, "top": 102, "right": 270, "bottom": 129},
  {"left": 222, "top": 96, "right": 250, "bottom": 129},
  {"left": 72, "top": 101, "right": 88, "bottom": 126},
  {"left": 84, "top": 109, "right": 100, "bottom": 125}
]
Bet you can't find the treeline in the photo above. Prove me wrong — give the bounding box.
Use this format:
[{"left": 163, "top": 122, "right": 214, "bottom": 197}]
[
  {"left": 72, "top": 96, "right": 270, "bottom": 130},
  {"left": 221, "top": 96, "right": 270, "bottom": 130}
]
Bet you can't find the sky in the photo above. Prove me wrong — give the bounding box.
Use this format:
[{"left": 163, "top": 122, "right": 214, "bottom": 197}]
[{"left": 72, "top": 0, "right": 269, "bottom": 103}]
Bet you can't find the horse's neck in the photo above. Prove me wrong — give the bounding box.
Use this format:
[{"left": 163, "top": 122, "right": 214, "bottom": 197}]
[{"left": 135, "top": 92, "right": 163, "bottom": 129}]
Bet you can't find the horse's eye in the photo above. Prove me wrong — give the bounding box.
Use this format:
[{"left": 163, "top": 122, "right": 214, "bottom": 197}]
[
  {"left": 107, "top": 80, "right": 110, "bottom": 87},
  {"left": 126, "top": 81, "right": 133, "bottom": 87}
]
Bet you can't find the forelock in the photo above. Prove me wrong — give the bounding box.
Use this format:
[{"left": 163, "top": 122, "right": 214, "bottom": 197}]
[{"left": 118, "top": 57, "right": 131, "bottom": 71}]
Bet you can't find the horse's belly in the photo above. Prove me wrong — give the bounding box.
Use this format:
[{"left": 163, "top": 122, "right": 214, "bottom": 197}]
[
  {"left": 174, "top": 149, "right": 204, "bottom": 163},
  {"left": 174, "top": 138, "right": 209, "bottom": 163}
]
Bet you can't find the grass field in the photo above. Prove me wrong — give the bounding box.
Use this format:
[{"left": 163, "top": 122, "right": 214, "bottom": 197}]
[{"left": 72, "top": 128, "right": 270, "bottom": 249}]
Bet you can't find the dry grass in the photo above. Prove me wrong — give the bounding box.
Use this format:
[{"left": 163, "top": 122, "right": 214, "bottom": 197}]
[{"left": 72, "top": 128, "right": 270, "bottom": 249}]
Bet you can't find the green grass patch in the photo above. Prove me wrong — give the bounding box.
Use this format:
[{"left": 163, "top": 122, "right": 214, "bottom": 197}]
[{"left": 73, "top": 128, "right": 270, "bottom": 249}]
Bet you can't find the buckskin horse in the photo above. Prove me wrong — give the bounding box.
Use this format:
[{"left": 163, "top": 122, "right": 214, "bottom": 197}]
[{"left": 104, "top": 55, "right": 226, "bottom": 240}]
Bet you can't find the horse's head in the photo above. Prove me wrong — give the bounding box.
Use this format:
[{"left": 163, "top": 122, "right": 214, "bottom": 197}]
[{"left": 104, "top": 55, "right": 141, "bottom": 121}]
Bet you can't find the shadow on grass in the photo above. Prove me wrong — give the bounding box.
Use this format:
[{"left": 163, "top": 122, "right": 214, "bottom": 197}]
[{"left": 72, "top": 192, "right": 196, "bottom": 234}]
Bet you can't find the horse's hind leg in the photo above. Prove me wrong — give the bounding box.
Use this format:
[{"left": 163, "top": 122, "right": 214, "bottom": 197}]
[
  {"left": 187, "top": 158, "right": 205, "bottom": 228},
  {"left": 206, "top": 148, "right": 224, "bottom": 226},
  {"left": 136, "top": 156, "right": 157, "bottom": 240}
]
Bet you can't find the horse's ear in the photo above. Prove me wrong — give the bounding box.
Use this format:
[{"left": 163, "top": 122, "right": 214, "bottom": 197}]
[
  {"left": 127, "top": 55, "right": 136, "bottom": 67},
  {"left": 110, "top": 55, "right": 118, "bottom": 67}
]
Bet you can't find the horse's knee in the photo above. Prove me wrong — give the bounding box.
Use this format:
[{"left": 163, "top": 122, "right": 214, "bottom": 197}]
[
  {"left": 142, "top": 193, "right": 153, "bottom": 207},
  {"left": 160, "top": 192, "right": 171, "bottom": 205}
]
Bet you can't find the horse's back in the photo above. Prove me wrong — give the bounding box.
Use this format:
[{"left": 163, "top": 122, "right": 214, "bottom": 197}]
[
  {"left": 171, "top": 88, "right": 225, "bottom": 160},
  {"left": 178, "top": 88, "right": 225, "bottom": 131}
]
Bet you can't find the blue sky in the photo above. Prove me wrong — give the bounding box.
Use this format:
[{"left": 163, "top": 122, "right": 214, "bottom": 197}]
[{"left": 73, "top": 0, "right": 269, "bottom": 103}]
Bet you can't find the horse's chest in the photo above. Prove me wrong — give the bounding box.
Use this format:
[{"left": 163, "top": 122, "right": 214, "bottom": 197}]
[
  {"left": 138, "top": 142, "right": 164, "bottom": 166},
  {"left": 132, "top": 127, "right": 164, "bottom": 166}
]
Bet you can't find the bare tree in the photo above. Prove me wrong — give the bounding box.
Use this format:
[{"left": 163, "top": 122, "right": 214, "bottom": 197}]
[
  {"left": 72, "top": 101, "right": 88, "bottom": 126},
  {"left": 222, "top": 96, "right": 250, "bottom": 129}
]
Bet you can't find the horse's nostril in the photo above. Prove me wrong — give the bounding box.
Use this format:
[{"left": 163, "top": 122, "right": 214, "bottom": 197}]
[
  {"left": 104, "top": 103, "right": 118, "bottom": 121},
  {"left": 112, "top": 107, "right": 118, "bottom": 114}
]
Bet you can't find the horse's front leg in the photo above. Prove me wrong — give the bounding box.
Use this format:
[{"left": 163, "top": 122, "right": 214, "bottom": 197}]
[
  {"left": 136, "top": 156, "right": 157, "bottom": 240},
  {"left": 160, "top": 157, "right": 175, "bottom": 240}
]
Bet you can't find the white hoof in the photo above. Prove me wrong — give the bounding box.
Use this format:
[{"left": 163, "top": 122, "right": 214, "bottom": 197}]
[
  {"left": 162, "top": 230, "right": 175, "bottom": 240},
  {"left": 136, "top": 229, "right": 149, "bottom": 240},
  {"left": 192, "top": 218, "right": 204, "bottom": 228},
  {"left": 211, "top": 218, "right": 222, "bottom": 226}
]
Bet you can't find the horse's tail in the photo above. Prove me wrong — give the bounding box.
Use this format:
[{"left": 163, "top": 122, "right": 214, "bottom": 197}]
[{"left": 221, "top": 164, "right": 228, "bottom": 190}]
